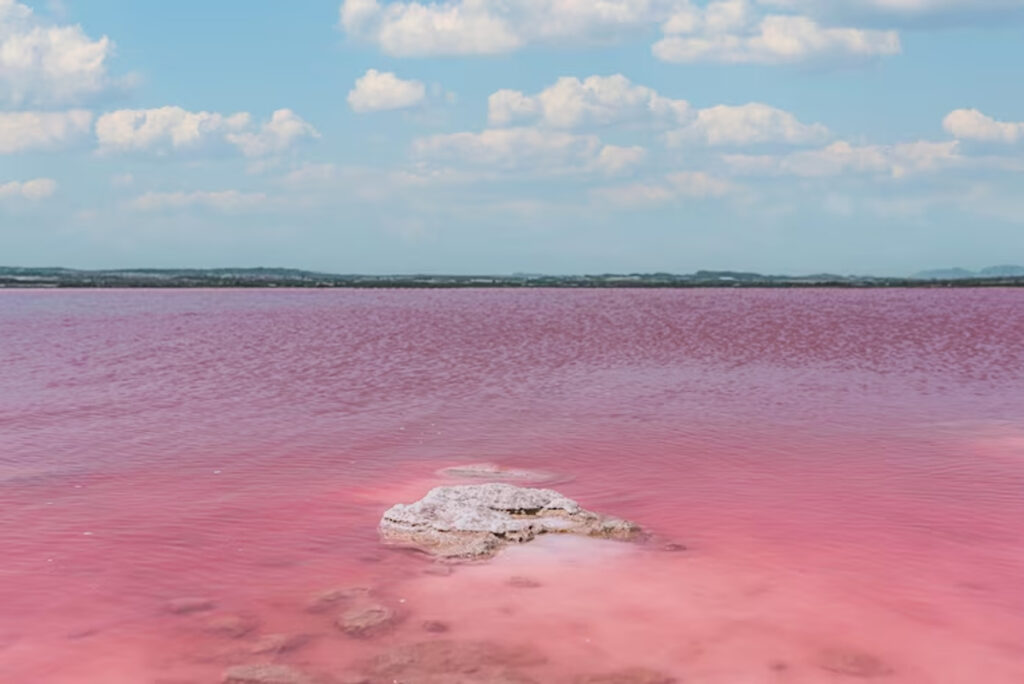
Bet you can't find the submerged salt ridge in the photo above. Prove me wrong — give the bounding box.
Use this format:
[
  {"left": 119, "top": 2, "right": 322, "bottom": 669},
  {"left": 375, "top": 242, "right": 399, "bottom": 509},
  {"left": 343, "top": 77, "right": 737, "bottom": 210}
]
[{"left": 1, "top": 289, "right": 1023, "bottom": 683}]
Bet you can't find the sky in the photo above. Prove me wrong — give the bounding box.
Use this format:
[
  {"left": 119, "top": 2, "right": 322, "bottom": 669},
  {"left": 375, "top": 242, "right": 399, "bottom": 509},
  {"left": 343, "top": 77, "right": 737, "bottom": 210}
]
[{"left": 1, "top": 0, "right": 1023, "bottom": 275}]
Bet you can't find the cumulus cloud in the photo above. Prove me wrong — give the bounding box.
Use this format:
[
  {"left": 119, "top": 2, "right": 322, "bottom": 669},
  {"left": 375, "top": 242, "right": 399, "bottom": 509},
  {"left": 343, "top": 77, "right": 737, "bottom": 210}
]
[
  {"left": 667, "top": 102, "right": 830, "bottom": 145},
  {"left": 339, "top": 0, "right": 904, "bottom": 66},
  {"left": 723, "top": 139, "right": 961, "bottom": 177},
  {"left": 487, "top": 75, "right": 826, "bottom": 151},
  {"left": 488, "top": 74, "right": 690, "bottom": 128},
  {"left": 943, "top": 108, "right": 1024, "bottom": 144},
  {"left": 225, "top": 109, "right": 320, "bottom": 157},
  {"left": 0, "top": 177, "right": 57, "bottom": 200},
  {"left": 339, "top": 0, "right": 688, "bottom": 57},
  {"left": 593, "top": 144, "right": 647, "bottom": 174},
  {"left": 758, "top": 0, "right": 1024, "bottom": 22},
  {"left": 412, "top": 126, "right": 642, "bottom": 175},
  {"left": 0, "top": 109, "right": 92, "bottom": 153},
  {"left": 600, "top": 171, "right": 736, "bottom": 206},
  {"left": 95, "top": 106, "right": 250, "bottom": 152},
  {"left": 340, "top": 0, "right": 521, "bottom": 56},
  {"left": 128, "top": 190, "right": 269, "bottom": 213},
  {"left": 0, "top": 0, "right": 117, "bottom": 104},
  {"left": 348, "top": 69, "right": 426, "bottom": 112},
  {"left": 95, "top": 107, "right": 317, "bottom": 157},
  {"left": 653, "top": 2, "right": 901, "bottom": 64}
]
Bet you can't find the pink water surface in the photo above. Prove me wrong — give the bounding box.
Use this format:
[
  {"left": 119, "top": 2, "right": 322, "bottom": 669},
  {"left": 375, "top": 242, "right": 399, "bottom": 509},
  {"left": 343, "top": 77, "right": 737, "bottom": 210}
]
[{"left": 1, "top": 289, "right": 1023, "bottom": 683}]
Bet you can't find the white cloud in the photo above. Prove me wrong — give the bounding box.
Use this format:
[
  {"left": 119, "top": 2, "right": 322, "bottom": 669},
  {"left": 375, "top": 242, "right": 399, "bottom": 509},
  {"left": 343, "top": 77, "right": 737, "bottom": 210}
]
[
  {"left": 488, "top": 89, "right": 541, "bottom": 126},
  {"left": 348, "top": 69, "right": 426, "bottom": 112},
  {"left": 487, "top": 75, "right": 826, "bottom": 150},
  {"left": 858, "top": 0, "right": 1023, "bottom": 12},
  {"left": 667, "top": 102, "right": 830, "bottom": 145},
  {"left": 337, "top": 0, "right": 905, "bottom": 64},
  {"left": 339, "top": 0, "right": 682, "bottom": 57},
  {"left": 0, "top": 109, "right": 92, "bottom": 153},
  {"left": 95, "top": 107, "right": 317, "bottom": 157},
  {"left": 413, "top": 127, "right": 600, "bottom": 171},
  {"left": 225, "top": 109, "right": 320, "bottom": 157},
  {"left": 758, "top": 0, "right": 1024, "bottom": 21},
  {"left": 0, "top": 0, "right": 116, "bottom": 104},
  {"left": 412, "top": 126, "right": 640, "bottom": 175},
  {"left": 96, "top": 106, "right": 250, "bottom": 152},
  {"left": 488, "top": 74, "right": 690, "bottom": 128},
  {"left": 723, "top": 139, "right": 961, "bottom": 177},
  {"left": 128, "top": 190, "right": 269, "bottom": 213},
  {"left": 943, "top": 108, "right": 1024, "bottom": 144},
  {"left": 593, "top": 144, "right": 647, "bottom": 174},
  {"left": 0, "top": 177, "right": 57, "bottom": 200},
  {"left": 340, "top": 0, "right": 521, "bottom": 56},
  {"left": 653, "top": 4, "right": 901, "bottom": 64},
  {"left": 600, "top": 171, "right": 735, "bottom": 205}
]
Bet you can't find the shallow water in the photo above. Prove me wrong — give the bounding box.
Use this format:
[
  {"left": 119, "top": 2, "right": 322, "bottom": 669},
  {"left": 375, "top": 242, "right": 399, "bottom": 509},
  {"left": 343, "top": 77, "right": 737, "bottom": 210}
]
[{"left": 1, "top": 289, "right": 1023, "bottom": 683}]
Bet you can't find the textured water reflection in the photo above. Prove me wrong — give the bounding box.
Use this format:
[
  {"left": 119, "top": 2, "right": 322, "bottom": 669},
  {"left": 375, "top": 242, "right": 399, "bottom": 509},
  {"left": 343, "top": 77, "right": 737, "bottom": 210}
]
[{"left": 1, "top": 289, "right": 1023, "bottom": 682}]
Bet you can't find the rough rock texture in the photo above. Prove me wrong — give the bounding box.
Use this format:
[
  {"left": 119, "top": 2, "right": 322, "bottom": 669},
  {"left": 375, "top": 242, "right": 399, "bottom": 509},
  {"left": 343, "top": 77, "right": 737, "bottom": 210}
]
[
  {"left": 250, "top": 633, "right": 313, "bottom": 655},
  {"left": 573, "top": 668, "right": 677, "bottom": 684},
  {"left": 379, "top": 484, "right": 644, "bottom": 560},
  {"left": 336, "top": 603, "right": 398, "bottom": 637},
  {"left": 352, "top": 639, "right": 546, "bottom": 684},
  {"left": 222, "top": 664, "right": 313, "bottom": 684}
]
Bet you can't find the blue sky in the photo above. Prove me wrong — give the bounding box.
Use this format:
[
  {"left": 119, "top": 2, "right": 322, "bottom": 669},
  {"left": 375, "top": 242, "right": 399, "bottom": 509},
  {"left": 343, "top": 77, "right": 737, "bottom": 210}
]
[{"left": 1, "top": 0, "right": 1023, "bottom": 275}]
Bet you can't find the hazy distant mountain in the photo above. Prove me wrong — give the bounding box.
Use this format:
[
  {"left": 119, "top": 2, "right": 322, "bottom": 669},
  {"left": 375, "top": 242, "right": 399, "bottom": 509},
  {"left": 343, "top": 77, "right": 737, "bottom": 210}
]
[
  {"left": 911, "top": 265, "right": 1024, "bottom": 280},
  {"left": 911, "top": 268, "right": 978, "bottom": 280},
  {"left": 979, "top": 265, "right": 1024, "bottom": 277}
]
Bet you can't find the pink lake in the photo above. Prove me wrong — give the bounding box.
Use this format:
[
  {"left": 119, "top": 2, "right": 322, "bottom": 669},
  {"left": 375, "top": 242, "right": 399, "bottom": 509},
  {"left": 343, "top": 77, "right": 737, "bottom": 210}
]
[{"left": 1, "top": 289, "right": 1023, "bottom": 683}]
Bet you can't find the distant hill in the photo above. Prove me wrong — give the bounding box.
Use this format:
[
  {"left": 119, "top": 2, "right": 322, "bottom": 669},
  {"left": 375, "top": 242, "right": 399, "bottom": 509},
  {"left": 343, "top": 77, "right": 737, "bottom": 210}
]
[
  {"left": 912, "top": 265, "right": 1024, "bottom": 280},
  {"left": 3, "top": 266, "right": 1023, "bottom": 289},
  {"left": 979, "top": 265, "right": 1024, "bottom": 277}
]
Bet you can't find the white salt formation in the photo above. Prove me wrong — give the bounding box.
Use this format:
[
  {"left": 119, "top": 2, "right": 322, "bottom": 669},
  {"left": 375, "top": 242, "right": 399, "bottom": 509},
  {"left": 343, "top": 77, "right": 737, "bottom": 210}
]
[{"left": 379, "top": 483, "right": 645, "bottom": 560}]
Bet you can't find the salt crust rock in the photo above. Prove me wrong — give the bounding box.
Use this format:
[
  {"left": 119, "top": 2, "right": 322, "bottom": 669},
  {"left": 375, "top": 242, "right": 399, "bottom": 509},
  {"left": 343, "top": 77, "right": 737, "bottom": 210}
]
[
  {"left": 379, "top": 483, "right": 644, "bottom": 560},
  {"left": 336, "top": 603, "right": 398, "bottom": 637}
]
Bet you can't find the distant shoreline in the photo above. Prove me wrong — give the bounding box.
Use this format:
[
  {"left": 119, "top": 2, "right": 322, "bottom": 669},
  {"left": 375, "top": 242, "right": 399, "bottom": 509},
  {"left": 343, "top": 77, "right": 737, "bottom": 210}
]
[{"left": 3, "top": 270, "right": 1024, "bottom": 290}]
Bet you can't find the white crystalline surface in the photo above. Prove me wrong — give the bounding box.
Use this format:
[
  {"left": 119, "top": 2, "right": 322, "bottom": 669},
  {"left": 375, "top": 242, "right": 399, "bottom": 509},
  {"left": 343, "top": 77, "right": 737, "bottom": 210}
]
[{"left": 379, "top": 483, "right": 643, "bottom": 560}]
